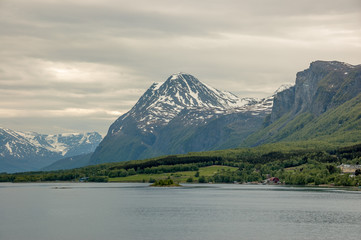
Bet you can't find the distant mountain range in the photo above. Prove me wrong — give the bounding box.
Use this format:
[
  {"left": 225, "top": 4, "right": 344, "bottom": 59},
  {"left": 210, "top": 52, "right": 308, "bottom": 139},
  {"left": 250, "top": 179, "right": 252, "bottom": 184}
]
[
  {"left": 2, "top": 60, "right": 360, "bottom": 172},
  {"left": 91, "top": 61, "right": 361, "bottom": 166},
  {"left": 0, "top": 128, "right": 102, "bottom": 172}
]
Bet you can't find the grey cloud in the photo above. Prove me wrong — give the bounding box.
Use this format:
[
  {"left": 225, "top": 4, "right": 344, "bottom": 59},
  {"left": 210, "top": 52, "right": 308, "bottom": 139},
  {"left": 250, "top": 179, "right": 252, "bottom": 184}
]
[{"left": 0, "top": 0, "right": 360, "bottom": 134}]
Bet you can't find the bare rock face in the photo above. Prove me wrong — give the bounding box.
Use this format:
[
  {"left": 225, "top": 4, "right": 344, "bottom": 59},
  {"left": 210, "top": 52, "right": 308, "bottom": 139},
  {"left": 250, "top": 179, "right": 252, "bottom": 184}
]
[
  {"left": 243, "top": 60, "right": 361, "bottom": 147},
  {"left": 270, "top": 61, "right": 361, "bottom": 124},
  {"left": 270, "top": 86, "right": 295, "bottom": 123}
]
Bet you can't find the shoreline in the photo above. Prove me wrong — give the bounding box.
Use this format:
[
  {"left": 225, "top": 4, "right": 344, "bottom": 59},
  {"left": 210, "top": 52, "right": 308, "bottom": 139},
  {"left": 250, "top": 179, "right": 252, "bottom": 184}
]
[{"left": 2, "top": 181, "right": 360, "bottom": 191}]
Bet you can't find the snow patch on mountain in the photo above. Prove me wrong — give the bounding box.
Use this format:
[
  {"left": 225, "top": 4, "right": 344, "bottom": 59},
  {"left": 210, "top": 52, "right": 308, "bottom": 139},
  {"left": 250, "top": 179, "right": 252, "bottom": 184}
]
[
  {"left": 0, "top": 127, "right": 103, "bottom": 159},
  {"left": 110, "top": 73, "right": 278, "bottom": 134},
  {"left": 5, "top": 142, "right": 12, "bottom": 153}
]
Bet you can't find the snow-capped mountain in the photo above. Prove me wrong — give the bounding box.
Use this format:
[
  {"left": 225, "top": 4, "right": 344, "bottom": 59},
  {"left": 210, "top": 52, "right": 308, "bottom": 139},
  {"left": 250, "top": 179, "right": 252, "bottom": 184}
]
[
  {"left": 110, "top": 73, "right": 268, "bottom": 135},
  {"left": 90, "top": 73, "right": 275, "bottom": 164},
  {"left": 0, "top": 127, "right": 102, "bottom": 172}
]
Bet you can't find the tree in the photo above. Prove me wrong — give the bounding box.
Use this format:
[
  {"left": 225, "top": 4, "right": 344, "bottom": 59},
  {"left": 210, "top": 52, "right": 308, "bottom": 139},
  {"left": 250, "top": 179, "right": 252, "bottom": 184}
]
[
  {"left": 198, "top": 176, "right": 206, "bottom": 183},
  {"left": 186, "top": 177, "right": 194, "bottom": 183},
  {"left": 127, "top": 168, "right": 136, "bottom": 175},
  {"left": 326, "top": 165, "right": 337, "bottom": 174}
]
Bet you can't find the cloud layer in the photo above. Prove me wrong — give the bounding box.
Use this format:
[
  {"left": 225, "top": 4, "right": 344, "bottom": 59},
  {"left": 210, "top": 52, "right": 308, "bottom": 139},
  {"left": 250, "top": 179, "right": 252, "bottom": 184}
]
[{"left": 1, "top": 0, "right": 360, "bottom": 134}]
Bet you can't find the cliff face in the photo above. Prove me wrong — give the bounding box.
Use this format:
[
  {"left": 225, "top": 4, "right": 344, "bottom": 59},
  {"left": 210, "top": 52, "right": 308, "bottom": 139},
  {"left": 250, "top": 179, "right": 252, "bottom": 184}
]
[
  {"left": 270, "top": 61, "right": 361, "bottom": 123},
  {"left": 244, "top": 60, "right": 361, "bottom": 147},
  {"left": 270, "top": 86, "right": 295, "bottom": 123}
]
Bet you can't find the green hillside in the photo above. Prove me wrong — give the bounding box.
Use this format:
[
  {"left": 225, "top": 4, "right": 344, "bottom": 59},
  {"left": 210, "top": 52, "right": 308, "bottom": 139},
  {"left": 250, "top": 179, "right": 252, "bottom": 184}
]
[
  {"left": 243, "top": 93, "right": 361, "bottom": 147},
  {"left": 2, "top": 142, "right": 361, "bottom": 187}
]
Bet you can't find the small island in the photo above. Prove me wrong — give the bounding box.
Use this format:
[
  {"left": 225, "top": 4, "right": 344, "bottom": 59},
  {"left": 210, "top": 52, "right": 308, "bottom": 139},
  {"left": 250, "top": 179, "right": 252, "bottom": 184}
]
[{"left": 150, "top": 179, "right": 181, "bottom": 187}]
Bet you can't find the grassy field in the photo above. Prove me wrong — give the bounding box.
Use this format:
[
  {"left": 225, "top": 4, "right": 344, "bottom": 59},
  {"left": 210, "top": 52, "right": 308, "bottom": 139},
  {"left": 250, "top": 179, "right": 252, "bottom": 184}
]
[{"left": 108, "top": 165, "right": 238, "bottom": 183}]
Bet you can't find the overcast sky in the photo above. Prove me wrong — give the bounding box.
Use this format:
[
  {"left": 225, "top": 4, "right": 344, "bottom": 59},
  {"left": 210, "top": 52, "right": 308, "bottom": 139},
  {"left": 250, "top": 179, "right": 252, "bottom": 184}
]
[{"left": 1, "top": 0, "right": 360, "bottom": 135}]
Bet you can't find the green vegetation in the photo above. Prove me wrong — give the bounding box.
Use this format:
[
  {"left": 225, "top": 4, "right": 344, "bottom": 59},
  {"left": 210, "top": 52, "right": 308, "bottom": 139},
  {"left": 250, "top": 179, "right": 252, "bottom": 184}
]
[
  {"left": 1, "top": 143, "right": 361, "bottom": 187},
  {"left": 150, "top": 179, "right": 181, "bottom": 187},
  {"left": 243, "top": 93, "right": 361, "bottom": 147},
  {"left": 108, "top": 165, "right": 238, "bottom": 183}
]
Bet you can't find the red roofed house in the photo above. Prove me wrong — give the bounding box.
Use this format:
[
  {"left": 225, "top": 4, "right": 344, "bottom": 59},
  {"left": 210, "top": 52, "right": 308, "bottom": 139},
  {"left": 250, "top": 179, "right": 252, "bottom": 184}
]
[{"left": 266, "top": 177, "right": 280, "bottom": 184}]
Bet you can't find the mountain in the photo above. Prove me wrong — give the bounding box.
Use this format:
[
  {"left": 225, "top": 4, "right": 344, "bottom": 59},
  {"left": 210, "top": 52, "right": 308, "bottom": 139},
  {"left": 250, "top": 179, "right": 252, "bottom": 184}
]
[
  {"left": 90, "top": 73, "right": 274, "bottom": 164},
  {"left": 0, "top": 128, "right": 102, "bottom": 173},
  {"left": 41, "top": 153, "right": 93, "bottom": 171},
  {"left": 5, "top": 60, "right": 358, "bottom": 172},
  {"left": 243, "top": 61, "right": 361, "bottom": 146}
]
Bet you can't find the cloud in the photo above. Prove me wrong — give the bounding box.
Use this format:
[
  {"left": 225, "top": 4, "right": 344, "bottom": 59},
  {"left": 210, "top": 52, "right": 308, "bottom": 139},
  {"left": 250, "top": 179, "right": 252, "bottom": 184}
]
[{"left": 0, "top": 0, "right": 360, "bottom": 134}]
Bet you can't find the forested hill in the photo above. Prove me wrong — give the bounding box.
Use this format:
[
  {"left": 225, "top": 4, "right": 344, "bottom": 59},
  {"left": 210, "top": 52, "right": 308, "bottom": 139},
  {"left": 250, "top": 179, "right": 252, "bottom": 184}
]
[{"left": 1, "top": 142, "right": 361, "bottom": 187}]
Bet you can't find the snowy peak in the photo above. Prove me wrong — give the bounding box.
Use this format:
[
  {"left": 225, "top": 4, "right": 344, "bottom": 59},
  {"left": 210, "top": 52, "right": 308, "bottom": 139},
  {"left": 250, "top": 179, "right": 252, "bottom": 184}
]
[
  {"left": 135, "top": 73, "right": 251, "bottom": 112},
  {"left": 150, "top": 82, "right": 163, "bottom": 91},
  {"left": 0, "top": 127, "right": 103, "bottom": 172},
  {"left": 111, "top": 73, "right": 263, "bottom": 134},
  {"left": 158, "top": 73, "right": 246, "bottom": 109},
  {"left": 43, "top": 132, "right": 102, "bottom": 156},
  {"left": 0, "top": 127, "right": 102, "bottom": 159},
  {"left": 93, "top": 73, "right": 277, "bottom": 164},
  {"left": 139, "top": 72, "right": 256, "bottom": 113}
]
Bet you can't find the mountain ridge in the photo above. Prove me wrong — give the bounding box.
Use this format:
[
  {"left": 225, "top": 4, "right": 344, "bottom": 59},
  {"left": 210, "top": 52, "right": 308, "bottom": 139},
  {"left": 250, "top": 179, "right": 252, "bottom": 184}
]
[
  {"left": 109, "top": 73, "right": 259, "bottom": 136},
  {"left": 243, "top": 60, "right": 361, "bottom": 147},
  {"left": 4, "top": 60, "right": 360, "bottom": 172},
  {"left": 91, "top": 61, "right": 361, "bottom": 166},
  {"left": 90, "top": 73, "right": 274, "bottom": 164},
  {"left": 0, "top": 128, "right": 102, "bottom": 172}
]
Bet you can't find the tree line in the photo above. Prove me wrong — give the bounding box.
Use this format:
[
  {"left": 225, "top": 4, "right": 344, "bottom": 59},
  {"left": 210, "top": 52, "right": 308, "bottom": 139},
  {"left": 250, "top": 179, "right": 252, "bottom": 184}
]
[{"left": 1, "top": 143, "right": 361, "bottom": 186}]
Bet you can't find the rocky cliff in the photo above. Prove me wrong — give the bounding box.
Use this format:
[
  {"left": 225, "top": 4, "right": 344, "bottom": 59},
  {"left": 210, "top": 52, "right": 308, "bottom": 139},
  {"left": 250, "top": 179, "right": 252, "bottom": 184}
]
[{"left": 245, "top": 60, "right": 361, "bottom": 146}]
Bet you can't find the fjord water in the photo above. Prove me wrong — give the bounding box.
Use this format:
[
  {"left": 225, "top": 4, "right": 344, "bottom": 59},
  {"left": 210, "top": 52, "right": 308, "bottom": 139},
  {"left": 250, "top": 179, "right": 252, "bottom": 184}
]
[{"left": 1, "top": 183, "right": 360, "bottom": 240}]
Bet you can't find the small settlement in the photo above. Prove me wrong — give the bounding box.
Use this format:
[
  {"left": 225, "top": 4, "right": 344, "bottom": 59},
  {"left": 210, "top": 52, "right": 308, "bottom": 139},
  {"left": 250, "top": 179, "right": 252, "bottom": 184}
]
[
  {"left": 339, "top": 164, "right": 361, "bottom": 176},
  {"left": 263, "top": 177, "right": 280, "bottom": 185}
]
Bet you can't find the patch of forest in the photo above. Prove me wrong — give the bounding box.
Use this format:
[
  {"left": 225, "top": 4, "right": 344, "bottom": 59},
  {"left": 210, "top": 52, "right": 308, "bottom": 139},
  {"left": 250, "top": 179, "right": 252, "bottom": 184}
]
[{"left": 1, "top": 143, "right": 361, "bottom": 186}]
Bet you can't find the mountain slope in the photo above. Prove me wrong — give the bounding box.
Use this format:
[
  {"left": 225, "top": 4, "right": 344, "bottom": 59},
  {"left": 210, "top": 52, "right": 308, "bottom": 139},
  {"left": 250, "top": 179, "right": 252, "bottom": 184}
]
[
  {"left": 41, "top": 153, "right": 93, "bottom": 171},
  {"left": 90, "top": 73, "right": 273, "bottom": 164},
  {"left": 109, "top": 73, "right": 255, "bottom": 134},
  {"left": 0, "top": 128, "right": 102, "bottom": 172},
  {"left": 243, "top": 61, "right": 361, "bottom": 147}
]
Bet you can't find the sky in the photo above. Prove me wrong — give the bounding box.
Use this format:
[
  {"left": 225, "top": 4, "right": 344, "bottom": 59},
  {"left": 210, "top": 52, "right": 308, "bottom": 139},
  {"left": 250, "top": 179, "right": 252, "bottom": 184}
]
[{"left": 0, "top": 0, "right": 360, "bottom": 135}]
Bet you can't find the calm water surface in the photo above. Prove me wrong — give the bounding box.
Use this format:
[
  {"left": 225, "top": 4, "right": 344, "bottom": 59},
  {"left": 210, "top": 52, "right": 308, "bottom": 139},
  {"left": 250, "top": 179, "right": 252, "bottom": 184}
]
[{"left": 0, "top": 183, "right": 360, "bottom": 240}]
